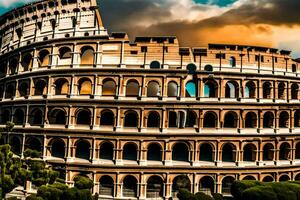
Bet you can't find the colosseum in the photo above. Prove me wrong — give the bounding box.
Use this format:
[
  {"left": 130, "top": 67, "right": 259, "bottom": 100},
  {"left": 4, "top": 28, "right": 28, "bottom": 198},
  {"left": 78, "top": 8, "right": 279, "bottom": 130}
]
[{"left": 1, "top": 0, "right": 300, "bottom": 199}]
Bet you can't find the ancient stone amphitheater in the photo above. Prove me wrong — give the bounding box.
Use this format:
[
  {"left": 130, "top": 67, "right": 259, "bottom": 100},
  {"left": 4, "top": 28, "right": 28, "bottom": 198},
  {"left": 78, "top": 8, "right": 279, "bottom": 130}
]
[{"left": 1, "top": 0, "right": 300, "bottom": 199}]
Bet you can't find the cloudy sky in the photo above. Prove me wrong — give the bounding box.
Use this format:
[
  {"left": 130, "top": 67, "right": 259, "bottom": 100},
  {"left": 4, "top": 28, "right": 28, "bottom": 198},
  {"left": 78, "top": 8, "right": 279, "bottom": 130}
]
[{"left": 1, "top": 0, "right": 300, "bottom": 57}]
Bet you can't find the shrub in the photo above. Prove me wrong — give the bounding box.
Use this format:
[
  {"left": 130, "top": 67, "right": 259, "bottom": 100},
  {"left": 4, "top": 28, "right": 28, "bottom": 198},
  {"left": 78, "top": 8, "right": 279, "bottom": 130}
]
[
  {"left": 242, "top": 186, "right": 277, "bottom": 200},
  {"left": 212, "top": 193, "right": 223, "bottom": 200},
  {"left": 6, "top": 197, "right": 18, "bottom": 200},
  {"left": 74, "top": 176, "right": 93, "bottom": 190},
  {"left": 26, "top": 195, "right": 44, "bottom": 200},
  {"left": 195, "top": 192, "right": 214, "bottom": 200},
  {"left": 177, "top": 189, "right": 196, "bottom": 200},
  {"left": 62, "top": 188, "right": 93, "bottom": 200},
  {"left": 231, "top": 180, "right": 261, "bottom": 200},
  {"left": 37, "top": 185, "right": 63, "bottom": 200}
]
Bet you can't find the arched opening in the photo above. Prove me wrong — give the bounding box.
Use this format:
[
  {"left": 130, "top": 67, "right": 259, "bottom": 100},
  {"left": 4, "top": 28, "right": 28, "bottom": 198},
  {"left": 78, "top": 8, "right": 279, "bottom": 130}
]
[
  {"left": 295, "top": 174, "right": 300, "bottom": 181},
  {"left": 76, "top": 109, "right": 91, "bottom": 125},
  {"left": 80, "top": 46, "right": 94, "bottom": 65},
  {"left": 102, "top": 79, "right": 116, "bottom": 96},
  {"left": 245, "top": 112, "right": 257, "bottom": 128},
  {"left": 222, "top": 144, "right": 236, "bottom": 162},
  {"left": 294, "top": 110, "right": 300, "bottom": 127},
  {"left": 224, "top": 112, "right": 238, "bottom": 128},
  {"left": 34, "top": 80, "right": 47, "bottom": 96},
  {"left": 187, "top": 64, "right": 197, "bottom": 74},
  {"left": 51, "top": 139, "right": 65, "bottom": 158},
  {"left": 9, "top": 58, "right": 18, "bottom": 74},
  {"left": 204, "top": 65, "right": 213, "bottom": 72},
  {"left": 59, "top": 47, "right": 72, "bottom": 59},
  {"left": 18, "top": 82, "right": 29, "bottom": 97},
  {"left": 243, "top": 144, "right": 256, "bottom": 162},
  {"left": 263, "top": 112, "right": 274, "bottom": 128},
  {"left": 296, "top": 143, "right": 300, "bottom": 159},
  {"left": 123, "top": 143, "right": 137, "bottom": 161},
  {"left": 1, "top": 110, "right": 10, "bottom": 124},
  {"left": 126, "top": 80, "right": 140, "bottom": 97},
  {"left": 279, "top": 143, "right": 290, "bottom": 160},
  {"left": 5, "top": 84, "right": 15, "bottom": 99},
  {"left": 147, "top": 112, "right": 160, "bottom": 128},
  {"left": 124, "top": 111, "right": 138, "bottom": 127},
  {"left": 199, "top": 176, "right": 214, "bottom": 194},
  {"left": 150, "top": 61, "right": 161, "bottom": 69},
  {"left": 21, "top": 53, "right": 32, "bottom": 71},
  {"left": 204, "top": 80, "right": 218, "bottom": 98},
  {"left": 54, "top": 79, "right": 69, "bottom": 95},
  {"left": 245, "top": 81, "right": 256, "bottom": 98},
  {"left": 185, "top": 81, "right": 197, "bottom": 97},
  {"left": 38, "top": 49, "right": 50, "bottom": 67},
  {"left": 10, "top": 136, "right": 21, "bottom": 155},
  {"left": 186, "top": 111, "right": 197, "bottom": 128},
  {"left": 263, "top": 143, "right": 274, "bottom": 161},
  {"left": 199, "top": 143, "right": 213, "bottom": 162},
  {"left": 168, "top": 111, "right": 177, "bottom": 128},
  {"left": 123, "top": 176, "right": 138, "bottom": 198},
  {"left": 229, "top": 57, "right": 236, "bottom": 67},
  {"left": 75, "top": 140, "right": 90, "bottom": 160},
  {"left": 78, "top": 78, "right": 92, "bottom": 95},
  {"left": 279, "top": 112, "right": 289, "bottom": 128},
  {"left": 263, "top": 82, "right": 272, "bottom": 99},
  {"left": 222, "top": 177, "right": 235, "bottom": 195},
  {"left": 172, "top": 176, "right": 191, "bottom": 197},
  {"left": 279, "top": 175, "right": 290, "bottom": 182},
  {"left": 291, "top": 84, "right": 299, "bottom": 99},
  {"left": 30, "top": 109, "right": 43, "bottom": 126},
  {"left": 225, "top": 81, "right": 238, "bottom": 98},
  {"left": 203, "top": 112, "right": 217, "bottom": 128},
  {"left": 147, "top": 176, "right": 164, "bottom": 198},
  {"left": 13, "top": 109, "right": 25, "bottom": 125},
  {"left": 147, "top": 143, "right": 162, "bottom": 161},
  {"left": 278, "top": 82, "right": 285, "bottom": 99},
  {"left": 243, "top": 176, "right": 256, "bottom": 181},
  {"left": 262, "top": 176, "right": 274, "bottom": 182},
  {"left": 99, "top": 176, "right": 114, "bottom": 197},
  {"left": 292, "top": 64, "right": 297, "bottom": 73},
  {"left": 48, "top": 109, "right": 66, "bottom": 125},
  {"left": 100, "top": 110, "right": 115, "bottom": 126},
  {"left": 147, "top": 81, "right": 160, "bottom": 97},
  {"left": 25, "top": 137, "right": 42, "bottom": 152},
  {"left": 100, "top": 142, "right": 114, "bottom": 160},
  {"left": 172, "top": 143, "right": 189, "bottom": 162},
  {"left": 167, "top": 81, "right": 178, "bottom": 97}
]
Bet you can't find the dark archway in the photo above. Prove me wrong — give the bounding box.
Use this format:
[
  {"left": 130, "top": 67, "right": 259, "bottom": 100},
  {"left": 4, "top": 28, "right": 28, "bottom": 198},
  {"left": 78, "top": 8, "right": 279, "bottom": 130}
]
[
  {"left": 48, "top": 109, "right": 66, "bottom": 125},
  {"left": 126, "top": 80, "right": 140, "bottom": 97},
  {"left": 224, "top": 112, "right": 238, "bottom": 128},
  {"left": 124, "top": 111, "right": 138, "bottom": 127},
  {"left": 30, "top": 109, "right": 43, "bottom": 126},
  {"left": 199, "top": 176, "right": 215, "bottom": 194},
  {"left": 279, "top": 112, "right": 289, "bottom": 128},
  {"left": 263, "top": 112, "right": 274, "bottom": 128},
  {"left": 279, "top": 143, "right": 290, "bottom": 160},
  {"left": 263, "top": 82, "right": 272, "bottom": 99},
  {"left": 100, "top": 142, "right": 114, "bottom": 160},
  {"left": 199, "top": 143, "right": 213, "bottom": 162},
  {"left": 222, "top": 144, "right": 236, "bottom": 162},
  {"left": 147, "top": 112, "right": 160, "bottom": 128},
  {"left": 26, "top": 137, "right": 42, "bottom": 152},
  {"left": 99, "top": 176, "right": 114, "bottom": 197},
  {"left": 203, "top": 112, "right": 217, "bottom": 128},
  {"left": 123, "top": 176, "right": 138, "bottom": 198},
  {"left": 13, "top": 109, "right": 25, "bottom": 125},
  {"left": 123, "top": 143, "right": 137, "bottom": 161},
  {"left": 245, "top": 112, "right": 257, "bottom": 128},
  {"left": 243, "top": 144, "right": 256, "bottom": 162},
  {"left": 54, "top": 78, "right": 69, "bottom": 95},
  {"left": 172, "top": 175, "right": 191, "bottom": 197},
  {"left": 147, "top": 143, "right": 162, "bottom": 161},
  {"left": 76, "top": 109, "right": 91, "bottom": 125},
  {"left": 263, "top": 143, "right": 274, "bottom": 161},
  {"left": 51, "top": 139, "right": 65, "bottom": 158},
  {"left": 204, "top": 80, "right": 218, "bottom": 97},
  {"left": 75, "top": 140, "right": 90, "bottom": 160},
  {"left": 100, "top": 110, "right": 115, "bottom": 126},
  {"left": 147, "top": 176, "right": 164, "bottom": 198},
  {"left": 10, "top": 136, "right": 21, "bottom": 155},
  {"left": 172, "top": 143, "right": 189, "bottom": 162},
  {"left": 222, "top": 177, "right": 235, "bottom": 195}
]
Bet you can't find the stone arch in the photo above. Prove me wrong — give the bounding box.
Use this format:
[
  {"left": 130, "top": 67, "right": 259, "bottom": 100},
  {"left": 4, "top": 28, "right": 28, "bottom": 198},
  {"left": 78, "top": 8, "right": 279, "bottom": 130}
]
[
  {"left": 9, "top": 58, "right": 18, "bottom": 74},
  {"left": 185, "top": 80, "right": 197, "bottom": 97},
  {"left": 100, "top": 110, "right": 115, "bottom": 126},
  {"left": 21, "top": 53, "right": 33, "bottom": 71},
  {"left": 168, "top": 111, "right": 177, "bottom": 128},
  {"left": 224, "top": 111, "right": 238, "bottom": 128},
  {"left": 78, "top": 78, "right": 92, "bottom": 95},
  {"left": 278, "top": 82, "right": 285, "bottom": 99},
  {"left": 99, "top": 141, "right": 114, "bottom": 160},
  {"left": 150, "top": 61, "right": 161, "bottom": 69},
  {"left": 172, "top": 142, "right": 189, "bottom": 162},
  {"left": 102, "top": 79, "right": 116, "bottom": 96},
  {"left": 295, "top": 173, "right": 300, "bottom": 181},
  {"left": 222, "top": 176, "right": 235, "bottom": 195},
  {"left": 48, "top": 108, "right": 67, "bottom": 125},
  {"left": 263, "top": 143, "right": 274, "bottom": 161},
  {"left": 204, "top": 80, "right": 218, "bottom": 98},
  {"left": 243, "top": 143, "right": 257, "bottom": 162},
  {"left": 75, "top": 109, "right": 91, "bottom": 125},
  {"left": 59, "top": 46, "right": 72, "bottom": 59},
  {"left": 167, "top": 81, "right": 178, "bottom": 97},
  {"left": 54, "top": 78, "right": 69, "bottom": 95},
  {"left": 243, "top": 176, "right": 256, "bottom": 181},
  {"left": 99, "top": 175, "right": 114, "bottom": 197},
  {"left": 29, "top": 108, "right": 44, "bottom": 126},
  {"left": 199, "top": 176, "right": 215, "bottom": 194},
  {"left": 34, "top": 79, "right": 47, "bottom": 96},
  {"left": 229, "top": 56, "right": 236, "bottom": 67},
  {"left": 18, "top": 81, "right": 29, "bottom": 97},
  {"left": 263, "top": 112, "right": 274, "bottom": 128},
  {"left": 294, "top": 110, "right": 300, "bottom": 127},
  {"left": 199, "top": 143, "right": 214, "bottom": 162},
  {"left": 263, "top": 82, "right": 272, "bottom": 99},
  {"left": 245, "top": 81, "right": 256, "bottom": 98},
  {"left": 203, "top": 111, "right": 218, "bottom": 128},
  {"left": 204, "top": 65, "right": 213, "bottom": 72},
  {"left": 279, "top": 142, "right": 291, "bottom": 160},
  {"left": 279, "top": 111, "right": 289, "bottom": 128},
  {"left": 222, "top": 143, "right": 236, "bottom": 162},
  {"left": 187, "top": 63, "right": 197, "bottom": 74},
  {"left": 296, "top": 143, "right": 300, "bottom": 159},
  {"left": 147, "top": 111, "right": 160, "bottom": 128},
  {"left": 13, "top": 109, "right": 25, "bottom": 125},
  {"left": 186, "top": 111, "right": 197, "bottom": 128},
  {"left": 147, "top": 81, "right": 160, "bottom": 97},
  {"left": 147, "top": 143, "right": 162, "bottom": 161},
  {"left": 291, "top": 83, "right": 299, "bottom": 99},
  {"left": 123, "top": 143, "right": 138, "bottom": 161},
  {"left": 172, "top": 175, "right": 191, "bottom": 197},
  {"left": 10, "top": 136, "right": 21, "bottom": 155},
  {"left": 147, "top": 175, "right": 164, "bottom": 198},
  {"left": 75, "top": 140, "right": 90, "bottom": 160},
  {"left": 5, "top": 84, "right": 16, "bottom": 99},
  {"left": 225, "top": 81, "right": 239, "bottom": 98},
  {"left": 124, "top": 110, "right": 139, "bottom": 127},
  {"left": 38, "top": 49, "right": 50, "bottom": 67},
  {"left": 245, "top": 112, "right": 257, "bottom": 128},
  {"left": 123, "top": 175, "right": 138, "bottom": 198},
  {"left": 1, "top": 109, "right": 11, "bottom": 124},
  {"left": 50, "top": 138, "right": 65, "bottom": 158},
  {"left": 80, "top": 46, "right": 94, "bottom": 65},
  {"left": 126, "top": 80, "right": 140, "bottom": 97},
  {"left": 25, "top": 137, "right": 42, "bottom": 152},
  {"left": 279, "top": 174, "right": 290, "bottom": 182},
  {"left": 262, "top": 175, "right": 274, "bottom": 182}
]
